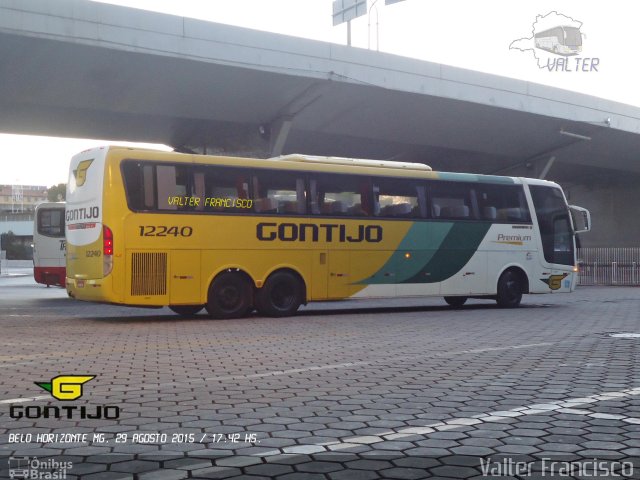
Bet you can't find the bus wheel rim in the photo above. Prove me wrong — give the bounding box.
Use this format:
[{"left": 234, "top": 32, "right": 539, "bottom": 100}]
[
  {"left": 272, "top": 283, "right": 295, "bottom": 309},
  {"left": 218, "top": 286, "right": 241, "bottom": 310}
]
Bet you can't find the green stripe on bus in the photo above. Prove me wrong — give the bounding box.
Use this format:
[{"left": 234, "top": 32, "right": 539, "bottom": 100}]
[
  {"left": 406, "top": 222, "right": 492, "bottom": 283},
  {"left": 359, "top": 221, "right": 492, "bottom": 285},
  {"left": 358, "top": 222, "right": 453, "bottom": 285}
]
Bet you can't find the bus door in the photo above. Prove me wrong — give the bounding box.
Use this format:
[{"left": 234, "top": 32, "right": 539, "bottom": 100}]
[{"left": 529, "top": 185, "right": 576, "bottom": 292}]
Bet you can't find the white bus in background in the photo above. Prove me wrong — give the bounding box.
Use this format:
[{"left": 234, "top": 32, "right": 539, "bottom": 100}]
[
  {"left": 534, "top": 25, "right": 583, "bottom": 56},
  {"left": 33, "top": 202, "right": 66, "bottom": 287}
]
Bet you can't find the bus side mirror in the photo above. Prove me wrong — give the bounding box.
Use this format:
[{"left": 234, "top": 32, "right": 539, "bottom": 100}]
[{"left": 569, "top": 205, "right": 591, "bottom": 233}]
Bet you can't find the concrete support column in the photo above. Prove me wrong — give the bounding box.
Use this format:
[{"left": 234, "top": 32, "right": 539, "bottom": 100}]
[
  {"left": 269, "top": 116, "right": 294, "bottom": 157},
  {"left": 538, "top": 156, "right": 556, "bottom": 179}
]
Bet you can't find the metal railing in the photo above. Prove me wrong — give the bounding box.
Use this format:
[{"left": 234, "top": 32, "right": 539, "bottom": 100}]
[{"left": 577, "top": 248, "right": 640, "bottom": 286}]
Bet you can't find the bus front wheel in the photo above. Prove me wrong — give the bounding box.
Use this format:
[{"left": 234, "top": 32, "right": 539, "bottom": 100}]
[
  {"left": 255, "top": 271, "right": 304, "bottom": 317},
  {"left": 169, "top": 305, "right": 203, "bottom": 317},
  {"left": 206, "top": 272, "right": 252, "bottom": 319},
  {"left": 496, "top": 270, "right": 523, "bottom": 308}
]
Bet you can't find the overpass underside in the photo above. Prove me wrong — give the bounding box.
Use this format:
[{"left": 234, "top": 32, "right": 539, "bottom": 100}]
[{"left": 1, "top": 0, "right": 640, "bottom": 246}]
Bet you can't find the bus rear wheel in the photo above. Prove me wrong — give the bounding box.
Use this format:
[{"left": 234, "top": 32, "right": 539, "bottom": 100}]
[
  {"left": 444, "top": 296, "right": 467, "bottom": 308},
  {"left": 206, "top": 272, "right": 252, "bottom": 319},
  {"left": 255, "top": 271, "right": 304, "bottom": 317},
  {"left": 169, "top": 305, "right": 203, "bottom": 317},
  {"left": 496, "top": 270, "right": 523, "bottom": 308}
]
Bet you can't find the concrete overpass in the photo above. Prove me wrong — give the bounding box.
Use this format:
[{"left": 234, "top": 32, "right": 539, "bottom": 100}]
[{"left": 1, "top": 0, "right": 640, "bottom": 246}]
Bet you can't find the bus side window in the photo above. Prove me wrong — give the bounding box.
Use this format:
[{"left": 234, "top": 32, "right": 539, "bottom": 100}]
[
  {"left": 475, "top": 184, "right": 531, "bottom": 223},
  {"left": 312, "top": 174, "right": 370, "bottom": 217},
  {"left": 253, "top": 170, "right": 305, "bottom": 215},
  {"left": 157, "top": 165, "right": 189, "bottom": 211},
  {"left": 428, "top": 182, "right": 475, "bottom": 220},
  {"left": 121, "top": 161, "right": 155, "bottom": 211},
  {"left": 373, "top": 177, "right": 423, "bottom": 219},
  {"left": 199, "top": 166, "right": 252, "bottom": 213}
]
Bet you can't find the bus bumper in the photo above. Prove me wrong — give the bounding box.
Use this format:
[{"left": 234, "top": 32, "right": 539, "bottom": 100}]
[{"left": 66, "top": 276, "right": 114, "bottom": 302}]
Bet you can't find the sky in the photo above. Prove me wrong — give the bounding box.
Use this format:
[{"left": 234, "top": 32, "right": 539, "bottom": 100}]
[{"left": 2, "top": 0, "right": 639, "bottom": 186}]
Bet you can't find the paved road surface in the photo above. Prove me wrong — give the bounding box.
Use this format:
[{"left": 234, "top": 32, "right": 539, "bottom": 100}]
[{"left": 1, "top": 275, "right": 639, "bottom": 479}]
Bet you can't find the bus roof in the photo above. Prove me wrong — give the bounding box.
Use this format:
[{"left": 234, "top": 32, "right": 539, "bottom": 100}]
[
  {"left": 274, "top": 154, "right": 432, "bottom": 171},
  {"left": 89, "top": 146, "right": 561, "bottom": 187}
]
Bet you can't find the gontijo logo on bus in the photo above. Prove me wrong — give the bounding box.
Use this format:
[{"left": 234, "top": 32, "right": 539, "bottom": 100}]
[
  {"left": 72, "top": 159, "right": 93, "bottom": 187},
  {"left": 34, "top": 375, "right": 95, "bottom": 400},
  {"left": 257, "top": 222, "right": 383, "bottom": 243},
  {"left": 542, "top": 273, "right": 569, "bottom": 290}
]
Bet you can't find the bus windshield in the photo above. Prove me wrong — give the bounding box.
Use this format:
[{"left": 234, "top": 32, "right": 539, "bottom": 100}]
[
  {"left": 529, "top": 185, "right": 574, "bottom": 266},
  {"left": 37, "top": 207, "right": 65, "bottom": 237},
  {"left": 563, "top": 27, "right": 582, "bottom": 47}
]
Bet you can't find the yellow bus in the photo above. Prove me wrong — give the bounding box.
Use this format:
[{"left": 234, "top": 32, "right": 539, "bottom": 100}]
[{"left": 65, "top": 146, "right": 590, "bottom": 318}]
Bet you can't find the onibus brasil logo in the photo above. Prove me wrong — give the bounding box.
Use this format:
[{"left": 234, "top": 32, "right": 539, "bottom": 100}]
[{"left": 9, "top": 375, "right": 120, "bottom": 420}]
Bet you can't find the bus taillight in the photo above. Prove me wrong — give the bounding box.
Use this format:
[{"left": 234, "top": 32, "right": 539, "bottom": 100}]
[
  {"left": 103, "top": 225, "right": 113, "bottom": 256},
  {"left": 103, "top": 225, "right": 114, "bottom": 277}
]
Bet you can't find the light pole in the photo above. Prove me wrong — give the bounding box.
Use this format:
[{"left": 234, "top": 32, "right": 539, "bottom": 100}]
[{"left": 368, "top": 0, "right": 380, "bottom": 51}]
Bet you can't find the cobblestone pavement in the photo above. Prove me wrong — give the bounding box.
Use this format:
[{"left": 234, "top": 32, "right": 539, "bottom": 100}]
[{"left": 1, "top": 276, "right": 639, "bottom": 479}]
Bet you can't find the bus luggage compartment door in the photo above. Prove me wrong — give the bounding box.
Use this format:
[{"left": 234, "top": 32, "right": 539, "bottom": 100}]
[
  {"left": 328, "top": 250, "right": 350, "bottom": 299},
  {"left": 169, "top": 250, "right": 201, "bottom": 305}
]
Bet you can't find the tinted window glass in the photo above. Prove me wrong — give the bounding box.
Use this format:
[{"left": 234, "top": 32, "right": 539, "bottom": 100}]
[
  {"left": 122, "top": 161, "right": 153, "bottom": 210},
  {"left": 429, "top": 182, "right": 474, "bottom": 220},
  {"left": 194, "top": 166, "right": 251, "bottom": 213},
  {"left": 157, "top": 165, "right": 190, "bottom": 211},
  {"left": 253, "top": 170, "right": 306, "bottom": 215},
  {"left": 475, "top": 184, "right": 531, "bottom": 223},
  {"left": 38, "top": 208, "right": 65, "bottom": 237},
  {"left": 373, "top": 177, "right": 425, "bottom": 218},
  {"left": 530, "top": 185, "right": 574, "bottom": 266},
  {"left": 123, "top": 161, "right": 254, "bottom": 214},
  {"left": 310, "top": 174, "right": 371, "bottom": 217}
]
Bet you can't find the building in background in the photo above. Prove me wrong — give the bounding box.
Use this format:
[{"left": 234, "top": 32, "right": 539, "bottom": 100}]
[{"left": 0, "top": 184, "right": 48, "bottom": 259}]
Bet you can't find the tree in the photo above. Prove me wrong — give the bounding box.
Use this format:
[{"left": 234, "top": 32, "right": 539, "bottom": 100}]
[{"left": 47, "top": 183, "right": 66, "bottom": 202}]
